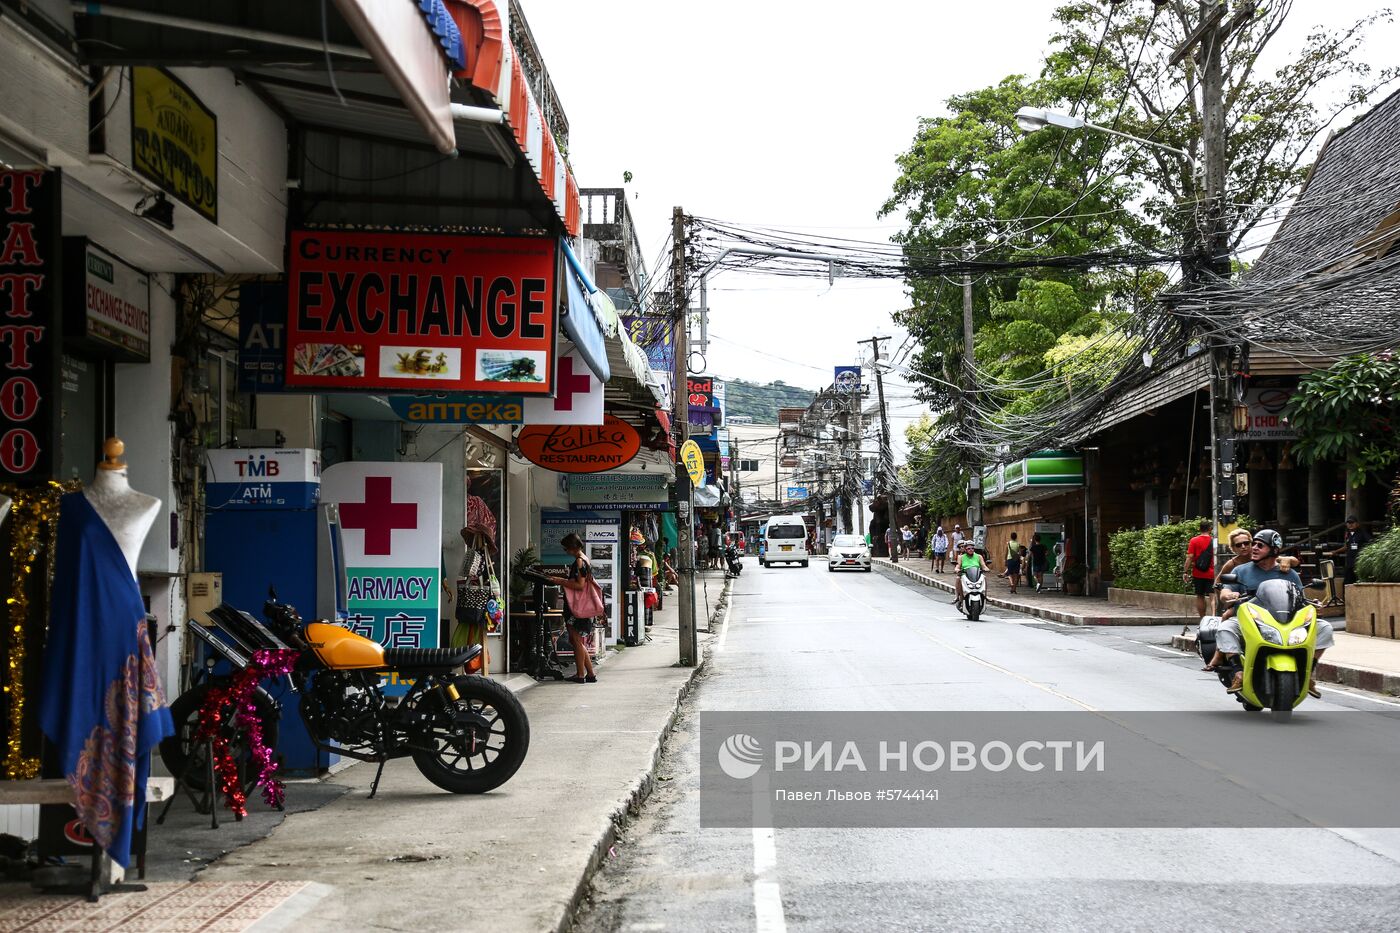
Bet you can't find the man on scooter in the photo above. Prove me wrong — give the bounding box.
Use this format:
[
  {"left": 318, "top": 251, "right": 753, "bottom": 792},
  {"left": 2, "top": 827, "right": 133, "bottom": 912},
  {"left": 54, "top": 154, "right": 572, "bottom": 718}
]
[
  {"left": 1205, "top": 528, "right": 1333, "bottom": 697},
  {"left": 954, "top": 540, "right": 990, "bottom": 611}
]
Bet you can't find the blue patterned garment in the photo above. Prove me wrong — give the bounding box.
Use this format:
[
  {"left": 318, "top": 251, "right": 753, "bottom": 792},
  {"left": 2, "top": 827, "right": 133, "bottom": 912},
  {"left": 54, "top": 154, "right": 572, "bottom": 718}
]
[{"left": 39, "top": 493, "right": 173, "bottom": 868}]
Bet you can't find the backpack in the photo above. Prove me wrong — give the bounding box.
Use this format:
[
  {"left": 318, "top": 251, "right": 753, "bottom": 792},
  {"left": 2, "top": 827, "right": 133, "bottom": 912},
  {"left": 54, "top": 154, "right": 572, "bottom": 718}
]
[{"left": 1193, "top": 537, "right": 1213, "bottom": 574}]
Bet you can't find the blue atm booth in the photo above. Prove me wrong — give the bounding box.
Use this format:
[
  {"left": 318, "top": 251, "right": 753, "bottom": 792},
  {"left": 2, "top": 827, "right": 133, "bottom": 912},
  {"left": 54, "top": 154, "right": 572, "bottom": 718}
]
[{"left": 203, "top": 448, "right": 347, "bottom": 775}]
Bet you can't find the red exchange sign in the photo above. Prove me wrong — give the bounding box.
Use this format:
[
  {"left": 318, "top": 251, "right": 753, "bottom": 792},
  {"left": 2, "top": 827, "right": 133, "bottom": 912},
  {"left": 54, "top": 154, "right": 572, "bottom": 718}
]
[{"left": 285, "top": 230, "right": 558, "bottom": 395}]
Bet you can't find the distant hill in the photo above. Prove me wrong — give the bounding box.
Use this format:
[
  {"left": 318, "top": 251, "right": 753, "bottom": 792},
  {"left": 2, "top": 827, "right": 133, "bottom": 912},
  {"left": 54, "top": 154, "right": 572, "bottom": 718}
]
[{"left": 724, "top": 379, "right": 815, "bottom": 422}]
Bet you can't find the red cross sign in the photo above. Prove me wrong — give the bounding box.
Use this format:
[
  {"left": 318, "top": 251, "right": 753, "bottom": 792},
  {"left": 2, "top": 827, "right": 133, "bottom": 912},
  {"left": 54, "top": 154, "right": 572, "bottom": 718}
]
[
  {"left": 339, "top": 475, "right": 418, "bottom": 555},
  {"left": 553, "top": 354, "right": 592, "bottom": 411}
]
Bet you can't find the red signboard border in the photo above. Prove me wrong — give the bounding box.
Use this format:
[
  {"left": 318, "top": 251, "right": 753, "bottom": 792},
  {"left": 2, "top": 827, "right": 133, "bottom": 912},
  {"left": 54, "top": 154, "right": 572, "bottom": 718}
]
[{"left": 283, "top": 228, "right": 559, "bottom": 397}]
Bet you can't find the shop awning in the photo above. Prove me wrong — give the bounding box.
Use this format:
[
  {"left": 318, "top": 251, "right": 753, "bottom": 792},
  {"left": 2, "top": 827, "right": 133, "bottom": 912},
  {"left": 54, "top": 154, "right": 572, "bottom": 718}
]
[
  {"left": 694, "top": 485, "right": 723, "bottom": 508},
  {"left": 561, "top": 241, "right": 610, "bottom": 382},
  {"left": 982, "top": 450, "right": 1084, "bottom": 503}
]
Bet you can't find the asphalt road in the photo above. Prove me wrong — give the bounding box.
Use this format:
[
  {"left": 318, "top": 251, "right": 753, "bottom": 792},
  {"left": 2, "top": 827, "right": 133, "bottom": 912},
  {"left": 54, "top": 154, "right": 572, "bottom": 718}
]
[{"left": 576, "top": 560, "right": 1400, "bottom": 933}]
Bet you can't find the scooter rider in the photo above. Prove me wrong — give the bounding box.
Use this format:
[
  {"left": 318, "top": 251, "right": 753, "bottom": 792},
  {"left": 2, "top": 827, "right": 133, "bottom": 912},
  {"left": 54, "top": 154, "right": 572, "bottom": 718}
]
[
  {"left": 954, "top": 540, "right": 991, "bottom": 611},
  {"left": 1206, "top": 528, "right": 1332, "bottom": 698}
]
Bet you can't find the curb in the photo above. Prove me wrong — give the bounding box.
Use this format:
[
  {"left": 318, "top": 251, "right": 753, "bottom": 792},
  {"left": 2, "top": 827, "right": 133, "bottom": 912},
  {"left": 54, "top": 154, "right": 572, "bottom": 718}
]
[
  {"left": 1172, "top": 632, "right": 1400, "bottom": 696},
  {"left": 558, "top": 574, "right": 732, "bottom": 932},
  {"left": 875, "top": 560, "right": 1194, "bottom": 627}
]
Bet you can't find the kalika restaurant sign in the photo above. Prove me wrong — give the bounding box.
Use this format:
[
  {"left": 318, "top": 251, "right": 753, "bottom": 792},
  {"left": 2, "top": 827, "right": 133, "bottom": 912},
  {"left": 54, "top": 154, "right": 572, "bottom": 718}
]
[
  {"left": 286, "top": 230, "right": 558, "bottom": 395},
  {"left": 517, "top": 415, "right": 641, "bottom": 473}
]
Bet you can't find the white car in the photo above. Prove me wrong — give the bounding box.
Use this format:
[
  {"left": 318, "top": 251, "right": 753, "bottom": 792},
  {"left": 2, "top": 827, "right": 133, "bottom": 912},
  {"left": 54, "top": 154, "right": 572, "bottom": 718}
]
[{"left": 827, "top": 534, "right": 872, "bottom": 572}]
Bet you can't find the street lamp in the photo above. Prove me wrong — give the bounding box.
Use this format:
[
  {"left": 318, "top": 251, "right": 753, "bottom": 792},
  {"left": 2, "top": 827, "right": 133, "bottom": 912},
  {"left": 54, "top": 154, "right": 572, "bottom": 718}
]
[{"left": 1014, "top": 106, "right": 1192, "bottom": 164}]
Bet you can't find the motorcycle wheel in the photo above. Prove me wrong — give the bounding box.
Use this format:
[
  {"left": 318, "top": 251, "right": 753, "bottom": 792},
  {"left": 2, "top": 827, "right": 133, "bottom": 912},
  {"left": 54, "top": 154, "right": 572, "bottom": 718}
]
[
  {"left": 412, "top": 675, "right": 530, "bottom": 794},
  {"left": 159, "top": 683, "right": 280, "bottom": 794},
  {"left": 1271, "top": 670, "right": 1299, "bottom": 721},
  {"left": 966, "top": 602, "right": 981, "bottom": 621}
]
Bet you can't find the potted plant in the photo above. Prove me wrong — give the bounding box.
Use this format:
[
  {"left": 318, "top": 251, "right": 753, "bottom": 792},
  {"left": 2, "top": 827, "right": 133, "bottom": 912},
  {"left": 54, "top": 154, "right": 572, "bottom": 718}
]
[
  {"left": 1062, "top": 559, "right": 1087, "bottom": 596},
  {"left": 1348, "top": 527, "right": 1400, "bottom": 638}
]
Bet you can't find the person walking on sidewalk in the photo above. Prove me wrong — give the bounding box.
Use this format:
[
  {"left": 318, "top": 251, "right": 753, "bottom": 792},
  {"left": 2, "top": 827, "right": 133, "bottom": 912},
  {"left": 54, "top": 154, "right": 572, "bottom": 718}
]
[
  {"left": 1183, "top": 519, "right": 1216, "bottom": 618},
  {"left": 884, "top": 525, "right": 899, "bottom": 563},
  {"left": 931, "top": 526, "right": 949, "bottom": 573},
  {"left": 1005, "top": 533, "right": 1024, "bottom": 590},
  {"left": 951, "top": 524, "right": 964, "bottom": 555},
  {"left": 1002, "top": 540, "right": 1023, "bottom": 595},
  {"left": 1029, "top": 537, "right": 1048, "bottom": 591},
  {"left": 1329, "top": 516, "right": 1372, "bottom": 585},
  {"left": 558, "top": 533, "right": 599, "bottom": 684}
]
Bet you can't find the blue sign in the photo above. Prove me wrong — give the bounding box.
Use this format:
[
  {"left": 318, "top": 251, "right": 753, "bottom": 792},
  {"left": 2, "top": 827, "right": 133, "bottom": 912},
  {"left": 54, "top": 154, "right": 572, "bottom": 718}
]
[
  {"left": 786, "top": 486, "right": 809, "bottom": 500},
  {"left": 387, "top": 395, "right": 524, "bottom": 423},
  {"left": 237, "top": 281, "right": 287, "bottom": 392},
  {"left": 862, "top": 479, "right": 874, "bottom": 495},
  {"left": 835, "top": 365, "right": 861, "bottom": 392}
]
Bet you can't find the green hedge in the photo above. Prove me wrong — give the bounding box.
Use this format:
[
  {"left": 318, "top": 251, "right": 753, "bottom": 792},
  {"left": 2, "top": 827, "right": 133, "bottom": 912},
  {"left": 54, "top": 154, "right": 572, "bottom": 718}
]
[
  {"left": 1108, "top": 516, "right": 1258, "bottom": 594},
  {"left": 1357, "top": 527, "right": 1400, "bottom": 583}
]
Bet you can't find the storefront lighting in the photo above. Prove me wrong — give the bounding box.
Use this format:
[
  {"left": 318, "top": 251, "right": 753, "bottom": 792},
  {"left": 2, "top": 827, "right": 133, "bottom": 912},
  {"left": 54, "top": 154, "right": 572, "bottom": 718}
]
[{"left": 1231, "top": 403, "right": 1250, "bottom": 433}]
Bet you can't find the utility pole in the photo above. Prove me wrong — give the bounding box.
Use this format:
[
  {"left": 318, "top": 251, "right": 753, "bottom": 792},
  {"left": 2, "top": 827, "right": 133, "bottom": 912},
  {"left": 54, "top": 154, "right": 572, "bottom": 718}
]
[
  {"left": 859, "top": 335, "right": 895, "bottom": 561},
  {"left": 852, "top": 386, "right": 865, "bottom": 535},
  {"left": 671, "top": 206, "right": 697, "bottom": 666},
  {"left": 1173, "top": 2, "right": 1253, "bottom": 555},
  {"left": 962, "top": 243, "right": 982, "bottom": 544}
]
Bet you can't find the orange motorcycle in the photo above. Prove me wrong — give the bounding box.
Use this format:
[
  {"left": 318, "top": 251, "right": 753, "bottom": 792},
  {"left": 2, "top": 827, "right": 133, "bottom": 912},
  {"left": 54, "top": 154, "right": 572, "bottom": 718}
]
[{"left": 256, "top": 591, "right": 530, "bottom": 797}]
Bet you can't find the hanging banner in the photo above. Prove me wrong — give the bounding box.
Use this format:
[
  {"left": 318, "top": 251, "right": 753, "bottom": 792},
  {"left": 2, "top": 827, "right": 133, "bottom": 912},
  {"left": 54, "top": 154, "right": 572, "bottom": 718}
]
[
  {"left": 285, "top": 230, "right": 557, "bottom": 395},
  {"left": 620, "top": 313, "right": 673, "bottom": 371},
  {"left": 322, "top": 461, "right": 443, "bottom": 692},
  {"left": 521, "top": 347, "right": 604, "bottom": 425},
  {"left": 0, "top": 171, "right": 59, "bottom": 482},
  {"left": 130, "top": 67, "right": 218, "bottom": 223},
  {"left": 516, "top": 415, "right": 641, "bottom": 474}
]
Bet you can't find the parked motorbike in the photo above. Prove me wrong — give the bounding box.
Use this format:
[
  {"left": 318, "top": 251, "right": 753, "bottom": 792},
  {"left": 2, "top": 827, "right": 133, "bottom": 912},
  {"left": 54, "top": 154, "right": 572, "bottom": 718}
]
[
  {"left": 724, "top": 542, "right": 744, "bottom": 577},
  {"left": 960, "top": 565, "right": 987, "bottom": 621},
  {"left": 165, "top": 591, "right": 530, "bottom": 798},
  {"left": 1197, "top": 576, "right": 1320, "bottom": 721},
  {"left": 264, "top": 591, "right": 530, "bottom": 794}
]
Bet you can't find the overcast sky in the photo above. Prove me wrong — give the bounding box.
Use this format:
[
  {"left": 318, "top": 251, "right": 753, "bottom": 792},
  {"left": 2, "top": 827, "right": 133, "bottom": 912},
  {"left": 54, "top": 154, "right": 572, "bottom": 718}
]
[{"left": 524, "top": 0, "right": 1398, "bottom": 445}]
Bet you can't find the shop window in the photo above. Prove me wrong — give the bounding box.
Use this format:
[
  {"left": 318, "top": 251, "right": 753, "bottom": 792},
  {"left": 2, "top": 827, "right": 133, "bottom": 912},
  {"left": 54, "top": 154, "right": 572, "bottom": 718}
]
[
  {"left": 58, "top": 354, "right": 112, "bottom": 484},
  {"left": 194, "top": 349, "right": 253, "bottom": 448}
]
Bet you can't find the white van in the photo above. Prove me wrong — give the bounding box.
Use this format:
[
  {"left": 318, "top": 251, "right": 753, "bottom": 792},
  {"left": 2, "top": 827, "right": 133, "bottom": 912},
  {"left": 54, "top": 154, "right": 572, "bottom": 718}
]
[{"left": 762, "top": 514, "right": 809, "bottom": 567}]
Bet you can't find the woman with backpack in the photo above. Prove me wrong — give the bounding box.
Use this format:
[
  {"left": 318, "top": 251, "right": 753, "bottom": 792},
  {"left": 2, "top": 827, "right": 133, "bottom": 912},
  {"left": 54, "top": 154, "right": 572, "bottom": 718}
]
[{"left": 559, "top": 533, "right": 602, "bottom": 683}]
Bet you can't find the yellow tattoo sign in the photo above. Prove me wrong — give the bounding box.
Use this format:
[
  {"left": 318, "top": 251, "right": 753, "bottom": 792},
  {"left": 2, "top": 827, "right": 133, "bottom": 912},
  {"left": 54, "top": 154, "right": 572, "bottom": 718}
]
[{"left": 131, "top": 67, "right": 218, "bottom": 222}]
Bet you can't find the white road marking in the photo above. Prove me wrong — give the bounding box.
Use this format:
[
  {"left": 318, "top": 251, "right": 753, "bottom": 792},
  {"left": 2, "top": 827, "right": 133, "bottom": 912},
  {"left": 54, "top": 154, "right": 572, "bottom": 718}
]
[
  {"left": 1319, "top": 685, "right": 1400, "bottom": 706},
  {"left": 752, "top": 828, "right": 785, "bottom": 933},
  {"left": 716, "top": 596, "right": 734, "bottom": 652}
]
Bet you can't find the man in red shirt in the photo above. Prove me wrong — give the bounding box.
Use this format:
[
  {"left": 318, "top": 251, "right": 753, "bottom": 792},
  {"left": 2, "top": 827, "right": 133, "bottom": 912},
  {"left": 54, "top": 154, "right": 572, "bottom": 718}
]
[{"left": 1183, "top": 519, "right": 1216, "bottom": 617}]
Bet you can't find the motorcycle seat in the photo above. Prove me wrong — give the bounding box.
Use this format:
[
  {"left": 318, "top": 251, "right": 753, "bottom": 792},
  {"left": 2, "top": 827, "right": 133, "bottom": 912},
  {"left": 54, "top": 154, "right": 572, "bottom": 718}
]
[{"left": 382, "top": 645, "right": 481, "bottom": 670}]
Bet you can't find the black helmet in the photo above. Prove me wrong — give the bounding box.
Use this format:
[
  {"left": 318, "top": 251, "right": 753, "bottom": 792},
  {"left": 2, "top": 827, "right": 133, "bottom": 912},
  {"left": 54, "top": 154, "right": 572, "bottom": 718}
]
[{"left": 1252, "top": 528, "right": 1283, "bottom": 554}]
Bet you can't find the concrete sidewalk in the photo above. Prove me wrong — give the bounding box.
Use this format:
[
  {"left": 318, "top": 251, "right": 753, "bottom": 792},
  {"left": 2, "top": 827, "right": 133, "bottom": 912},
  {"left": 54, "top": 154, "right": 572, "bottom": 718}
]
[
  {"left": 874, "top": 558, "right": 1196, "bottom": 627},
  {"left": 1171, "top": 628, "right": 1400, "bottom": 696},
  {"left": 179, "top": 572, "right": 730, "bottom": 933}
]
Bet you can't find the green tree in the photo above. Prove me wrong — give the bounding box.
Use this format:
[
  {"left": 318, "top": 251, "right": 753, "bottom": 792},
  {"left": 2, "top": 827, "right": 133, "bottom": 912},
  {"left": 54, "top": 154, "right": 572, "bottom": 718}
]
[
  {"left": 883, "top": 0, "right": 1396, "bottom": 479},
  {"left": 899, "top": 414, "right": 967, "bottom": 520},
  {"left": 1283, "top": 352, "right": 1400, "bottom": 487}
]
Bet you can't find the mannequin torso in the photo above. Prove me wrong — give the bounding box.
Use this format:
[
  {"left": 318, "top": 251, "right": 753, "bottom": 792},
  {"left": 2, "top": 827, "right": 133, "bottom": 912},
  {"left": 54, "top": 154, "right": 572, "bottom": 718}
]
[{"left": 84, "top": 469, "right": 159, "bottom": 577}]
